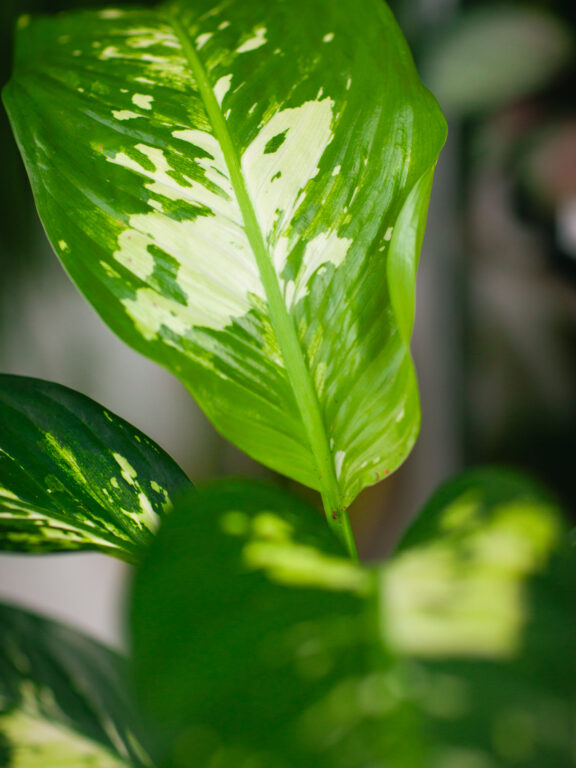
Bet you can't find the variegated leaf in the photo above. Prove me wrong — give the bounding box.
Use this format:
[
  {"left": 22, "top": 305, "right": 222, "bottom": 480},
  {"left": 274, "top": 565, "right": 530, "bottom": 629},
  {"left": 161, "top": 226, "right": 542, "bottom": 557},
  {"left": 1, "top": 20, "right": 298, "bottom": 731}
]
[
  {"left": 131, "top": 481, "right": 426, "bottom": 768},
  {"left": 3, "top": 0, "right": 446, "bottom": 519},
  {"left": 0, "top": 602, "right": 151, "bottom": 767},
  {"left": 0, "top": 375, "right": 191, "bottom": 562},
  {"left": 383, "top": 469, "right": 576, "bottom": 768},
  {"left": 131, "top": 472, "right": 575, "bottom": 767}
]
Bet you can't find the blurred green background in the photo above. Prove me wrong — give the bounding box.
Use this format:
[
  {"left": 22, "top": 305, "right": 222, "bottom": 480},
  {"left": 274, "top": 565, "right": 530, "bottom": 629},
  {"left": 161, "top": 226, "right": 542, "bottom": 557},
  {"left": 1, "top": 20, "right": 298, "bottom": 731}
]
[{"left": 0, "top": 0, "right": 575, "bottom": 642}]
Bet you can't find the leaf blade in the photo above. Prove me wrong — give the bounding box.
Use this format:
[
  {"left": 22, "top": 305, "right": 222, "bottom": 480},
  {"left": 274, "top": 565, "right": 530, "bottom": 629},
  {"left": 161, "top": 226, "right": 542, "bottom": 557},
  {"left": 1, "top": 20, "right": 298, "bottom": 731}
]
[
  {"left": 131, "top": 472, "right": 575, "bottom": 767},
  {"left": 131, "top": 480, "right": 426, "bottom": 768},
  {"left": 0, "top": 375, "right": 191, "bottom": 561},
  {"left": 0, "top": 601, "right": 151, "bottom": 767},
  {"left": 3, "top": 1, "right": 447, "bottom": 507}
]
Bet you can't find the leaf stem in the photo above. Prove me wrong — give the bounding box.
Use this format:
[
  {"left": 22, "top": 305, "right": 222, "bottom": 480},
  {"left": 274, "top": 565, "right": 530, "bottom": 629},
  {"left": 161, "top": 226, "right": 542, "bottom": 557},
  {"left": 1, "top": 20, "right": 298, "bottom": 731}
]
[
  {"left": 169, "top": 11, "right": 358, "bottom": 557},
  {"left": 324, "top": 501, "right": 358, "bottom": 561}
]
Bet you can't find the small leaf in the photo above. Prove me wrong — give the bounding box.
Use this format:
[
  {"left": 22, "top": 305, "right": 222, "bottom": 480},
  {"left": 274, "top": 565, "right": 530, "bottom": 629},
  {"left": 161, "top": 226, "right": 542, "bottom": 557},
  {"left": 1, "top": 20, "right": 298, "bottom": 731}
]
[
  {"left": 3, "top": 0, "right": 447, "bottom": 509},
  {"left": 131, "top": 472, "right": 575, "bottom": 767},
  {"left": 0, "top": 375, "right": 191, "bottom": 562},
  {"left": 0, "top": 601, "right": 152, "bottom": 767}
]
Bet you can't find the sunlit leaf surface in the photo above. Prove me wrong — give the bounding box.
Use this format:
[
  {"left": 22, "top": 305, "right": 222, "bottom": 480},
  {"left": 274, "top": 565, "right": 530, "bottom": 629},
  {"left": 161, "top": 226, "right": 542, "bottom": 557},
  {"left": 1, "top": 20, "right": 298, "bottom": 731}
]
[
  {"left": 131, "top": 472, "right": 575, "bottom": 767},
  {"left": 0, "top": 375, "right": 191, "bottom": 561},
  {"left": 0, "top": 602, "right": 151, "bottom": 767},
  {"left": 3, "top": 0, "right": 446, "bottom": 508}
]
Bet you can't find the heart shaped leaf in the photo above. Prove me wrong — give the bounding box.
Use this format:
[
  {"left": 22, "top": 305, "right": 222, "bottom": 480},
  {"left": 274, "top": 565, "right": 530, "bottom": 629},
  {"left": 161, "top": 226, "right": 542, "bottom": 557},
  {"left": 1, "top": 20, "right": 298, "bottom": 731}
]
[
  {"left": 3, "top": 1, "right": 446, "bottom": 520},
  {"left": 0, "top": 375, "right": 191, "bottom": 562}
]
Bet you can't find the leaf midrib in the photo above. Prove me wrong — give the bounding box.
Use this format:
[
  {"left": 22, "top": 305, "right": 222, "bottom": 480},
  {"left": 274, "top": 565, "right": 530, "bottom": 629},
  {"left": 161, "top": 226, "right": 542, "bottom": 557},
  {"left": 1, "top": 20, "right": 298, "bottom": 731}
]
[{"left": 168, "top": 11, "right": 346, "bottom": 527}]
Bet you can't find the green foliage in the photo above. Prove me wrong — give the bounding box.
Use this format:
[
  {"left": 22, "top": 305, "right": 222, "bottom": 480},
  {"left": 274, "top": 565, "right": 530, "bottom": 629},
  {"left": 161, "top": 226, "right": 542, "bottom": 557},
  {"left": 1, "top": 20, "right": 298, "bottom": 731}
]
[
  {"left": 0, "top": 1, "right": 573, "bottom": 767},
  {"left": 0, "top": 602, "right": 151, "bottom": 767},
  {"left": 0, "top": 375, "right": 192, "bottom": 562},
  {"left": 130, "top": 472, "right": 575, "bottom": 767},
  {"left": 2, "top": 0, "right": 446, "bottom": 534}
]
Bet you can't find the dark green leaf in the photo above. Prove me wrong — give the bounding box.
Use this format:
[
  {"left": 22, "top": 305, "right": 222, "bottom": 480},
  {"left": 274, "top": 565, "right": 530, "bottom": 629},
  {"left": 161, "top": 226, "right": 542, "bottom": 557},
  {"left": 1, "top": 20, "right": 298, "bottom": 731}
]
[
  {"left": 131, "top": 480, "right": 426, "bottom": 768},
  {"left": 0, "top": 601, "right": 152, "bottom": 767},
  {"left": 3, "top": 0, "right": 446, "bottom": 510},
  {"left": 131, "top": 472, "right": 575, "bottom": 767},
  {"left": 0, "top": 375, "right": 191, "bottom": 562}
]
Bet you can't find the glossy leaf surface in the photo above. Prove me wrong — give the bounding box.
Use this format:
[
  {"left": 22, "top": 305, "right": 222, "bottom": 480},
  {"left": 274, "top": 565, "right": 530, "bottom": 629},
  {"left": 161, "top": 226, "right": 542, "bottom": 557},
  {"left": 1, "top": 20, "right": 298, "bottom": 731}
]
[
  {"left": 0, "top": 375, "right": 191, "bottom": 562},
  {"left": 131, "top": 472, "right": 575, "bottom": 767},
  {"left": 0, "top": 602, "right": 151, "bottom": 767},
  {"left": 3, "top": 0, "right": 446, "bottom": 509}
]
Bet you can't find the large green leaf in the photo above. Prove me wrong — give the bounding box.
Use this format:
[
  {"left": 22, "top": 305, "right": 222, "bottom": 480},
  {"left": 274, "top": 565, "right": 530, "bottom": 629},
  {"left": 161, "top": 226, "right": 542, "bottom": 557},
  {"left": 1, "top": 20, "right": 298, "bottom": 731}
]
[
  {"left": 0, "top": 375, "right": 191, "bottom": 562},
  {"left": 2, "top": 1, "right": 446, "bottom": 518},
  {"left": 131, "top": 472, "right": 575, "bottom": 767},
  {"left": 0, "top": 601, "right": 152, "bottom": 767},
  {"left": 131, "top": 480, "right": 427, "bottom": 768}
]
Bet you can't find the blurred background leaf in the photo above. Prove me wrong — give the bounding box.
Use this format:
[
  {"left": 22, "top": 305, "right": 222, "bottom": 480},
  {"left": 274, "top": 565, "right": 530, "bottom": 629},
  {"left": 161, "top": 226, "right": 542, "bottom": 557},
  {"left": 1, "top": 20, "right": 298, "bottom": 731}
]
[
  {"left": 0, "top": 601, "right": 152, "bottom": 767},
  {"left": 131, "top": 471, "right": 575, "bottom": 767}
]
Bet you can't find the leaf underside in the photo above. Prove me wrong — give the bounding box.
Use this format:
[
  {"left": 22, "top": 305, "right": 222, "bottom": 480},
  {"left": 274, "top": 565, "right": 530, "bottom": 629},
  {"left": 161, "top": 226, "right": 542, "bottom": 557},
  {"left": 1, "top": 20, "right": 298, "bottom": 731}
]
[
  {"left": 0, "top": 602, "right": 151, "bottom": 767},
  {"left": 131, "top": 471, "right": 575, "bottom": 768},
  {"left": 3, "top": 0, "right": 446, "bottom": 508},
  {"left": 0, "top": 375, "right": 191, "bottom": 562}
]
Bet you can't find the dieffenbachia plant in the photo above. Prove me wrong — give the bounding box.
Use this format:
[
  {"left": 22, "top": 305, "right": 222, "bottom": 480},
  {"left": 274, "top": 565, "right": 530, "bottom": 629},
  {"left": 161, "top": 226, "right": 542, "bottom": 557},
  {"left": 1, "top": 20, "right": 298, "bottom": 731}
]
[
  {"left": 0, "top": 602, "right": 153, "bottom": 767},
  {"left": 0, "top": 375, "right": 191, "bottom": 562},
  {"left": 1, "top": 0, "right": 574, "bottom": 767},
  {"left": 3, "top": 0, "right": 447, "bottom": 551},
  {"left": 131, "top": 473, "right": 575, "bottom": 768}
]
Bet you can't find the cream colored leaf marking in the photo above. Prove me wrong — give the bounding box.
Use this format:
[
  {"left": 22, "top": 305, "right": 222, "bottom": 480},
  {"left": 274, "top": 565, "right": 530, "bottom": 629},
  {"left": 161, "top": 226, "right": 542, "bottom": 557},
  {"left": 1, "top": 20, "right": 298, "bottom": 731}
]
[
  {"left": 113, "top": 453, "right": 137, "bottom": 485},
  {"left": 168, "top": 12, "right": 353, "bottom": 547},
  {"left": 196, "top": 32, "right": 212, "bottom": 49},
  {"left": 334, "top": 451, "right": 346, "bottom": 481},
  {"left": 0, "top": 487, "right": 20, "bottom": 501},
  {"left": 381, "top": 501, "right": 561, "bottom": 658},
  {"left": 112, "top": 110, "right": 141, "bottom": 121},
  {"left": 98, "top": 44, "right": 189, "bottom": 85},
  {"left": 0, "top": 711, "right": 129, "bottom": 768},
  {"left": 241, "top": 100, "right": 352, "bottom": 305},
  {"left": 131, "top": 93, "right": 153, "bottom": 110},
  {"left": 97, "top": 9, "right": 125, "bottom": 19},
  {"left": 242, "top": 98, "right": 334, "bottom": 241},
  {"left": 284, "top": 231, "right": 352, "bottom": 307},
  {"left": 221, "top": 511, "right": 368, "bottom": 592},
  {"left": 236, "top": 27, "right": 267, "bottom": 54},
  {"left": 214, "top": 74, "right": 232, "bottom": 105},
  {"left": 106, "top": 140, "right": 264, "bottom": 335},
  {"left": 0, "top": 501, "right": 127, "bottom": 551},
  {"left": 111, "top": 453, "right": 160, "bottom": 530}
]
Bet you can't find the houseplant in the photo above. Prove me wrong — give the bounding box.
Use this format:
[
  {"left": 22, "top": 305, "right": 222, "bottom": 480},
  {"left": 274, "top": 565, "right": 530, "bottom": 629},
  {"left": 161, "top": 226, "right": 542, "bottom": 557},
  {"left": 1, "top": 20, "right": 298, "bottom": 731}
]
[{"left": 0, "top": 0, "right": 574, "bottom": 765}]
